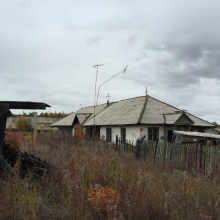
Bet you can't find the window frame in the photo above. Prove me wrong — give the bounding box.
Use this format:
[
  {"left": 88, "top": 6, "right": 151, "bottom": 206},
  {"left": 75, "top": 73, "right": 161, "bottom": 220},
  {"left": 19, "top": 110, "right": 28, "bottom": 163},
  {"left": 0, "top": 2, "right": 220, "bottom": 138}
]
[
  {"left": 106, "top": 128, "right": 112, "bottom": 142},
  {"left": 86, "top": 127, "right": 90, "bottom": 136},
  {"left": 148, "top": 127, "right": 159, "bottom": 141},
  {"left": 121, "top": 127, "right": 126, "bottom": 142}
]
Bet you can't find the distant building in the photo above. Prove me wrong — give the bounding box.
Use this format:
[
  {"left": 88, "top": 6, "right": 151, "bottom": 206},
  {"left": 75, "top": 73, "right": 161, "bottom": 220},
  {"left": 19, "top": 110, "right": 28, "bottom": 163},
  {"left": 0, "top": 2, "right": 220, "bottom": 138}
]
[
  {"left": 6, "top": 115, "right": 65, "bottom": 131},
  {"left": 50, "top": 95, "right": 215, "bottom": 142}
]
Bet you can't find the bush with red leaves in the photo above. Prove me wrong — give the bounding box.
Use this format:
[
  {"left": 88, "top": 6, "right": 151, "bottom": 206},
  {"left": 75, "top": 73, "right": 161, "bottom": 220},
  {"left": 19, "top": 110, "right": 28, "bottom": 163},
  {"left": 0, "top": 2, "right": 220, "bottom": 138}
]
[{"left": 4, "top": 131, "right": 22, "bottom": 147}]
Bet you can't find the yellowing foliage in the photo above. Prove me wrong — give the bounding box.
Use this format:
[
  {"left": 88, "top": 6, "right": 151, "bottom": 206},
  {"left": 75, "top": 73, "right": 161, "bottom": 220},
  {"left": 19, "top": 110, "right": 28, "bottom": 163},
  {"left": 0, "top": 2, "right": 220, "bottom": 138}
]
[
  {"left": 15, "top": 116, "right": 33, "bottom": 131},
  {"left": 25, "top": 134, "right": 33, "bottom": 143}
]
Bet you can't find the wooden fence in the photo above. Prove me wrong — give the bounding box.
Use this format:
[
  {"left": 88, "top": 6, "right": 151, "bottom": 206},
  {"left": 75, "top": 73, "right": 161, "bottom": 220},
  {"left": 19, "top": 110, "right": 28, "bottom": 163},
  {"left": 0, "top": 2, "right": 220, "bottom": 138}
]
[
  {"left": 116, "top": 135, "right": 220, "bottom": 176},
  {"left": 50, "top": 134, "right": 220, "bottom": 176}
]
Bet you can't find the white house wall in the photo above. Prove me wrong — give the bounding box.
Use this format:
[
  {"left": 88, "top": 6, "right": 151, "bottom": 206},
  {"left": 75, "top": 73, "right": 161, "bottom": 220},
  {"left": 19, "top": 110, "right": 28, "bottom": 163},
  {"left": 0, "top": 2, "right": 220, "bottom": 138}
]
[{"left": 100, "top": 125, "right": 165, "bottom": 143}]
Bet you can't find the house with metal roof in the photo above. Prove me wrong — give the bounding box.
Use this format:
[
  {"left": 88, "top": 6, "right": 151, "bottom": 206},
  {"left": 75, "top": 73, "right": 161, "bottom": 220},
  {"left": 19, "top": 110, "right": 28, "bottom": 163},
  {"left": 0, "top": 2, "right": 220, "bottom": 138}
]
[
  {"left": 50, "top": 103, "right": 108, "bottom": 137},
  {"left": 50, "top": 95, "right": 215, "bottom": 142}
]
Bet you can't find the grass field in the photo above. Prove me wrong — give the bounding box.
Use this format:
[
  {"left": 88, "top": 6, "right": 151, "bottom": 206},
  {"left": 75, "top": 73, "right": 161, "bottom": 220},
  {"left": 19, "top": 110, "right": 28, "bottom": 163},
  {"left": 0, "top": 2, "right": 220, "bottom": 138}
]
[{"left": 1, "top": 132, "right": 220, "bottom": 219}]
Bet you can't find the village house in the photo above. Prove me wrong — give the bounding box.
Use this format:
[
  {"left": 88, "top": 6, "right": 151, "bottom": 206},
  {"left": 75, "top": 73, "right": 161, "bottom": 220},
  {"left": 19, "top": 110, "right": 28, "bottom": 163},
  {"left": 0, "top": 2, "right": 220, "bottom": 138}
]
[{"left": 50, "top": 95, "right": 215, "bottom": 143}]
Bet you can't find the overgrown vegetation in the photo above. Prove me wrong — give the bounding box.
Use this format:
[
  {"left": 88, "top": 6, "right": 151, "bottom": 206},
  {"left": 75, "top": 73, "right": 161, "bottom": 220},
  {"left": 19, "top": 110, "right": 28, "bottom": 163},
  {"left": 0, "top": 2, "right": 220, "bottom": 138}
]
[
  {"left": 1, "top": 132, "right": 220, "bottom": 219},
  {"left": 15, "top": 115, "right": 33, "bottom": 131}
]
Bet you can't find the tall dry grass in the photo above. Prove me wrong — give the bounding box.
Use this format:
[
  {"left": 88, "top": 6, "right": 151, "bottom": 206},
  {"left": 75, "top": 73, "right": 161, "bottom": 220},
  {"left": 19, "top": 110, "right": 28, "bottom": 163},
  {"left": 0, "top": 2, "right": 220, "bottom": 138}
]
[{"left": 1, "top": 132, "right": 220, "bottom": 219}]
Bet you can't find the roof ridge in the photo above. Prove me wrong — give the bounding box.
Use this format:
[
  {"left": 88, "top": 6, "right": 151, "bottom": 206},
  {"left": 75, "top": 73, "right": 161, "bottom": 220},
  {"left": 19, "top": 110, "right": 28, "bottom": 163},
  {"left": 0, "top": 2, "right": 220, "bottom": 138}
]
[
  {"left": 76, "top": 103, "right": 107, "bottom": 112},
  {"left": 138, "top": 96, "right": 148, "bottom": 123}
]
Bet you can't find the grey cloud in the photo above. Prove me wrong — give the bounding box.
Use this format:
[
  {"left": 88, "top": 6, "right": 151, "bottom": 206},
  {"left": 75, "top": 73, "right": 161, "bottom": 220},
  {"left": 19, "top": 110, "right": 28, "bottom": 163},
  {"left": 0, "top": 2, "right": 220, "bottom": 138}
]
[
  {"left": 135, "top": 35, "right": 220, "bottom": 89},
  {"left": 86, "top": 36, "right": 102, "bottom": 46},
  {"left": 0, "top": 0, "right": 220, "bottom": 123}
]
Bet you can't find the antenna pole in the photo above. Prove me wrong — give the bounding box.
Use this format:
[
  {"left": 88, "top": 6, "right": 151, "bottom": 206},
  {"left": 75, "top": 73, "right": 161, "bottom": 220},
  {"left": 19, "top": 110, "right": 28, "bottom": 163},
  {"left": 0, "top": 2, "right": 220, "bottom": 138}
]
[
  {"left": 96, "top": 65, "right": 128, "bottom": 106},
  {"left": 92, "top": 64, "right": 104, "bottom": 126}
]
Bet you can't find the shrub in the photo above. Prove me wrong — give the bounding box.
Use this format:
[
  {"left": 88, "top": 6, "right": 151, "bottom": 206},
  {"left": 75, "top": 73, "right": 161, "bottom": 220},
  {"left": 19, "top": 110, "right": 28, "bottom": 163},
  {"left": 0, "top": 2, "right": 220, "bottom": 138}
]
[
  {"left": 15, "top": 116, "right": 33, "bottom": 131},
  {"left": 25, "top": 134, "right": 33, "bottom": 143},
  {"left": 5, "top": 130, "right": 22, "bottom": 147},
  {"left": 88, "top": 186, "right": 121, "bottom": 213}
]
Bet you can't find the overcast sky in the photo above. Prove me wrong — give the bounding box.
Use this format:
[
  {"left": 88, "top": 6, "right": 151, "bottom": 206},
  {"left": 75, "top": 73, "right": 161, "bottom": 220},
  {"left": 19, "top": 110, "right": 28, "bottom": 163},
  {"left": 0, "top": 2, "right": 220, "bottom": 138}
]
[{"left": 0, "top": 0, "right": 220, "bottom": 123}]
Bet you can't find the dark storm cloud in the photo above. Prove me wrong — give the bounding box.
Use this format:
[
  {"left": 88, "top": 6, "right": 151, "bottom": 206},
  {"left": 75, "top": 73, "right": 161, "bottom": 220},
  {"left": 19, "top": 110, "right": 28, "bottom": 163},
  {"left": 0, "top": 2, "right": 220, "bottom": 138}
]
[{"left": 135, "top": 33, "right": 220, "bottom": 89}]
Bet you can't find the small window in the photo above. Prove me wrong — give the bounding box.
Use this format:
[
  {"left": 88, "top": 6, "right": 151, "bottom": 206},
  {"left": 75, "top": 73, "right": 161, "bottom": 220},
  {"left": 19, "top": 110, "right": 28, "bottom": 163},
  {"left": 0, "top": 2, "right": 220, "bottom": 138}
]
[
  {"left": 106, "top": 128, "right": 112, "bottom": 142},
  {"left": 148, "top": 127, "right": 159, "bottom": 141},
  {"left": 121, "top": 128, "right": 126, "bottom": 142},
  {"left": 86, "top": 127, "right": 90, "bottom": 136}
]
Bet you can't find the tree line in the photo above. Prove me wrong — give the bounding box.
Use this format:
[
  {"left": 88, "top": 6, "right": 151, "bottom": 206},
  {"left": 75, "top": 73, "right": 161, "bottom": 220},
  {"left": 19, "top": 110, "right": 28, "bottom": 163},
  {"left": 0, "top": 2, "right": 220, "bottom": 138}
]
[{"left": 19, "top": 111, "right": 73, "bottom": 117}]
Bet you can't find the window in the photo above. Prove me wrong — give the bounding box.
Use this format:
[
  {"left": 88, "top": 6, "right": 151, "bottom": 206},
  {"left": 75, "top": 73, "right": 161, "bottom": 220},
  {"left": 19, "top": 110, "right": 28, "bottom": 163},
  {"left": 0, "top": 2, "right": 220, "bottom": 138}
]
[
  {"left": 121, "top": 128, "right": 126, "bottom": 142},
  {"left": 106, "top": 128, "right": 112, "bottom": 142},
  {"left": 86, "top": 127, "right": 90, "bottom": 136},
  {"left": 74, "top": 124, "right": 78, "bottom": 135},
  {"left": 148, "top": 127, "right": 159, "bottom": 141}
]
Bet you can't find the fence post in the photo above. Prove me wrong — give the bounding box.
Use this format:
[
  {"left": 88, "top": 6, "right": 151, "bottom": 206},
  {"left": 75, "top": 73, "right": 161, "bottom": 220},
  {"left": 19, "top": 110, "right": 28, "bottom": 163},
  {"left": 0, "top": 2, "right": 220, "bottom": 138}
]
[
  {"left": 200, "top": 142, "right": 203, "bottom": 170},
  {"left": 203, "top": 145, "right": 206, "bottom": 175},
  {"left": 154, "top": 138, "right": 158, "bottom": 163},
  {"left": 136, "top": 139, "right": 141, "bottom": 160},
  {"left": 163, "top": 141, "right": 167, "bottom": 165},
  {"left": 143, "top": 141, "right": 147, "bottom": 161},
  {"left": 116, "top": 135, "right": 118, "bottom": 151}
]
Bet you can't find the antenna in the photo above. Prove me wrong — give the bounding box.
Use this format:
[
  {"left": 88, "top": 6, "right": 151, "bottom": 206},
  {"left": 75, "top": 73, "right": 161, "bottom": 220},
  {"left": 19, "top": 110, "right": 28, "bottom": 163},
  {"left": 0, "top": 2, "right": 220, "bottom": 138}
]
[
  {"left": 92, "top": 63, "right": 104, "bottom": 126},
  {"left": 96, "top": 65, "right": 128, "bottom": 106}
]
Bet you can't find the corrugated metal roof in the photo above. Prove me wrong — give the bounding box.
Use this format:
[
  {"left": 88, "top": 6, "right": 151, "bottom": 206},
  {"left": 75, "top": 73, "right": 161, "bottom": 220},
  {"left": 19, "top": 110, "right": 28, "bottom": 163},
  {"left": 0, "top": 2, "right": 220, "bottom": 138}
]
[
  {"left": 50, "top": 103, "right": 107, "bottom": 127},
  {"left": 174, "top": 131, "right": 220, "bottom": 139}
]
